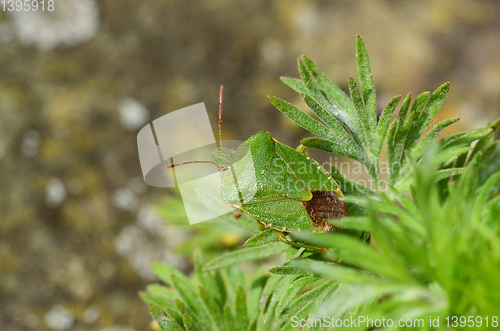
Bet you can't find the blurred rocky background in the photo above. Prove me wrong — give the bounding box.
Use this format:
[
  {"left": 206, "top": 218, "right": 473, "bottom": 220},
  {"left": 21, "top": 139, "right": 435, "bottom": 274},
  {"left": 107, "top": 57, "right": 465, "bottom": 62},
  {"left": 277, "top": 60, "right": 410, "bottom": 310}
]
[{"left": 1, "top": 0, "right": 499, "bottom": 330}]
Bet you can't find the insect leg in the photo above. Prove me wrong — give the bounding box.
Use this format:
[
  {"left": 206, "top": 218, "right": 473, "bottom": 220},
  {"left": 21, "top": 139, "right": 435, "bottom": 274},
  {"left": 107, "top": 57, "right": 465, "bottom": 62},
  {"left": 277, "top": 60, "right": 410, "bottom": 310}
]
[
  {"left": 233, "top": 210, "right": 243, "bottom": 218},
  {"left": 296, "top": 144, "right": 309, "bottom": 157},
  {"left": 274, "top": 231, "right": 328, "bottom": 253}
]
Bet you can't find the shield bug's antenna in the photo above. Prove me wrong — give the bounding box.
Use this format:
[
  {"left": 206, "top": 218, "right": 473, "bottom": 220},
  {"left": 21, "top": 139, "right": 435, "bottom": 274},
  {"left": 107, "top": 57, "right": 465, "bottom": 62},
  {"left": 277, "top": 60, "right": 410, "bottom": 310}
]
[
  {"left": 165, "top": 160, "right": 215, "bottom": 169},
  {"left": 164, "top": 85, "right": 225, "bottom": 172},
  {"left": 165, "top": 159, "right": 216, "bottom": 188},
  {"left": 217, "top": 85, "right": 225, "bottom": 169},
  {"left": 218, "top": 85, "right": 224, "bottom": 149}
]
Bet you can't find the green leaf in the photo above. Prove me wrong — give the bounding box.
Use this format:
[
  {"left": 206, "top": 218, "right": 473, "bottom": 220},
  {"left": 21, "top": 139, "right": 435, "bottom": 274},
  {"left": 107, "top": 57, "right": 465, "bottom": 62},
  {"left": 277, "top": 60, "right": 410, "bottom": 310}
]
[
  {"left": 281, "top": 279, "right": 339, "bottom": 331},
  {"left": 302, "top": 93, "right": 362, "bottom": 154},
  {"left": 386, "top": 119, "right": 398, "bottom": 183},
  {"left": 248, "top": 275, "right": 268, "bottom": 320},
  {"left": 146, "top": 284, "right": 175, "bottom": 300},
  {"left": 153, "top": 262, "right": 192, "bottom": 288},
  {"left": 349, "top": 76, "right": 370, "bottom": 145},
  {"left": 291, "top": 278, "right": 339, "bottom": 311},
  {"left": 291, "top": 259, "right": 383, "bottom": 284},
  {"left": 330, "top": 216, "right": 372, "bottom": 232},
  {"left": 193, "top": 249, "right": 224, "bottom": 307},
  {"left": 300, "top": 56, "right": 366, "bottom": 151},
  {"left": 392, "top": 111, "right": 418, "bottom": 179},
  {"left": 330, "top": 171, "right": 374, "bottom": 197},
  {"left": 150, "top": 304, "right": 184, "bottom": 331},
  {"left": 199, "top": 286, "right": 224, "bottom": 331},
  {"left": 221, "top": 267, "right": 245, "bottom": 305},
  {"left": 387, "top": 94, "right": 411, "bottom": 169},
  {"left": 203, "top": 242, "right": 287, "bottom": 271},
  {"left": 280, "top": 76, "right": 308, "bottom": 94},
  {"left": 268, "top": 266, "right": 311, "bottom": 276},
  {"left": 223, "top": 305, "right": 236, "bottom": 331},
  {"left": 313, "top": 283, "right": 405, "bottom": 319},
  {"left": 356, "top": 35, "right": 377, "bottom": 131},
  {"left": 300, "top": 137, "right": 366, "bottom": 164},
  {"left": 468, "top": 124, "right": 498, "bottom": 164},
  {"left": 234, "top": 287, "right": 249, "bottom": 330},
  {"left": 268, "top": 96, "right": 335, "bottom": 140},
  {"left": 472, "top": 172, "right": 500, "bottom": 222},
  {"left": 247, "top": 318, "right": 257, "bottom": 331},
  {"left": 407, "top": 83, "right": 450, "bottom": 152},
  {"left": 395, "top": 167, "right": 465, "bottom": 193},
  {"left": 286, "top": 246, "right": 301, "bottom": 261},
  {"left": 397, "top": 93, "right": 412, "bottom": 124},
  {"left": 167, "top": 308, "right": 186, "bottom": 329},
  {"left": 441, "top": 128, "right": 492, "bottom": 150},
  {"left": 435, "top": 146, "right": 471, "bottom": 165},
  {"left": 301, "top": 88, "right": 342, "bottom": 130},
  {"left": 393, "top": 95, "right": 412, "bottom": 142},
  {"left": 341, "top": 196, "right": 425, "bottom": 237},
  {"left": 276, "top": 275, "right": 321, "bottom": 315},
  {"left": 246, "top": 318, "right": 257, "bottom": 331},
  {"left": 298, "top": 58, "right": 363, "bottom": 145},
  {"left": 175, "top": 299, "right": 205, "bottom": 330},
  {"left": 299, "top": 249, "right": 319, "bottom": 258},
  {"left": 396, "top": 119, "right": 465, "bottom": 182},
  {"left": 183, "top": 313, "right": 200, "bottom": 331},
  {"left": 244, "top": 228, "right": 279, "bottom": 247},
  {"left": 218, "top": 212, "right": 261, "bottom": 234},
  {"left": 376, "top": 95, "right": 401, "bottom": 155},
  {"left": 301, "top": 56, "right": 356, "bottom": 121},
  {"left": 170, "top": 274, "right": 215, "bottom": 330},
  {"left": 257, "top": 275, "right": 298, "bottom": 330},
  {"left": 299, "top": 233, "right": 413, "bottom": 282},
  {"left": 403, "top": 91, "right": 431, "bottom": 152},
  {"left": 140, "top": 292, "right": 175, "bottom": 312},
  {"left": 410, "top": 117, "right": 460, "bottom": 160},
  {"left": 261, "top": 274, "right": 286, "bottom": 308}
]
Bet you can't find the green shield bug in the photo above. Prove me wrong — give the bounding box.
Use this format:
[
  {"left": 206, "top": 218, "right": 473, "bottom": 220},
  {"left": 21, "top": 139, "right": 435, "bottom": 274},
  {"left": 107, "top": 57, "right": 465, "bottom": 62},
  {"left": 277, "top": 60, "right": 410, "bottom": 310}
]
[{"left": 169, "top": 86, "right": 349, "bottom": 252}]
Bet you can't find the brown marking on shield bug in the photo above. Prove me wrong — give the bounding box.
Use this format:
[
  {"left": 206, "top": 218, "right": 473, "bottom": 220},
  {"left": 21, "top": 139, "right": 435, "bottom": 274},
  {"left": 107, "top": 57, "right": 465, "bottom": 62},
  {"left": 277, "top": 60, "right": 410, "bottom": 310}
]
[{"left": 302, "top": 190, "right": 349, "bottom": 232}]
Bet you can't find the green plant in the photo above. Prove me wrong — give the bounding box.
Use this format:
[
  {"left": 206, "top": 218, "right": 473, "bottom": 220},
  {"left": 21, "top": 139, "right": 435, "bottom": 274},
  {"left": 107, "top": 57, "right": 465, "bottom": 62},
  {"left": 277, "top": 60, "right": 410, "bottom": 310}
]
[
  {"left": 290, "top": 135, "right": 500, "bottom": 328},
  {"left": 272, "top": 36, "right": 489, "bottom": 195},
  {"left": 154, "top": 193, "right": 260, "bottom": 261},
  {"left": 144, "top": 36, "right": 500, "bottom": 330},
  {"left": 142, "top": 248, "right": 338, "bottom": 331}
]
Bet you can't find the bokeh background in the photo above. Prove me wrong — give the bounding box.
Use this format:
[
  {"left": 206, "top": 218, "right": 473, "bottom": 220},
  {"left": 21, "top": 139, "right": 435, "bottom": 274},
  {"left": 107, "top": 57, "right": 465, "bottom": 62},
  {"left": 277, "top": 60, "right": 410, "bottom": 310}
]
[{"left": 1, "top": 0, "right": 499, "bottom": 330}]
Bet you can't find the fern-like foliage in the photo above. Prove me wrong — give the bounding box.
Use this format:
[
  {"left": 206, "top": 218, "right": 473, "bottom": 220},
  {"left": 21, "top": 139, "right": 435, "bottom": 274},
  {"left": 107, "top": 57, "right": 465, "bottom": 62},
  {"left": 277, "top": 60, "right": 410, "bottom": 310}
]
[
  {"left": 142, "top": 249, "right": 337, "bottom": 331},
  {"left": 270, "top": 36, "right": 489, "bottom": 193},
  {"left": 199, "top": 36, "right": 493, "bottom": 269},
  {"left": 153, "top": 193, "right": 262, "bottom": 260},
  {"left": 289, "top": 124, "right": 500, "bottom": 326},
  {"left": 143, "top": 37, "right": 500, "bottom": 330}
]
